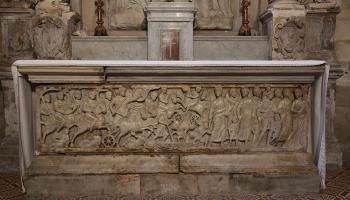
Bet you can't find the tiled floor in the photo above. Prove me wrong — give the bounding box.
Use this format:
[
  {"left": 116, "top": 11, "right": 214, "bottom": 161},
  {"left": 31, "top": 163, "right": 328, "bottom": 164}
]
[{"left": 1, "top": 163, "right": 350, "bottom": 200}]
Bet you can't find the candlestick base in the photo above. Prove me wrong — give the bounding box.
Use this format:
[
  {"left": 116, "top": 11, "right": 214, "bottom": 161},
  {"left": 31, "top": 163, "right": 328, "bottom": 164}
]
[
  {"left": 94, "top": 25, "right": 108, "bottom": 36},
  {"left": 238, "top": 24, "right": 252, "bottom": 36}
]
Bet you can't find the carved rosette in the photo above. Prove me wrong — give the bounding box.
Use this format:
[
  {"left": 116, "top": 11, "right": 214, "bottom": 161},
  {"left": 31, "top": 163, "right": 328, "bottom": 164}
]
[
  {"left": 36, "top": 84, "right": 311, "bottom": 154},
  {"left": 273, "top": 17, "right": 306, "bottom": 60}
]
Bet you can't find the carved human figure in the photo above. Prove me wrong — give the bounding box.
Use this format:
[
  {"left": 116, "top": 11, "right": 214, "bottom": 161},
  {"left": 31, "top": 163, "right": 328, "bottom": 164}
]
[
  {"left": 144, "top": 89, "right": 167, "bottom": 141},
  {"left": 237, "top": 87, "right": 255, "bottom": 145},
  {"left": 143, "top": 89, "right": 160, "bottom": 119},
  {"left": 187, "top": 89, "right": 211, "bottom": 145},
  {"left": 209, "top": 86, "right": 229, "bottom": 145},
  {"left": 40, "top": 92, "right": 69, "bottom": 147},
  {"left": 285, "top": 88, "right": 309, "bottom": 149},
  {"left": 256, "top": 88, "right": 275, "bottom": 146},
  {"left": 53, "top": 91, "right": 78, "bottom": 115},
  {"left": 251, "top": 87, "right": 263, "bottom": 144},
  {"left": 110, "top": 86, "right": 132, "bottom": 117},
  {"left": 227, "top": 87, "right": 241, "bottom": 144},
  {"left": 275, "top": 88, "right": 294, "bottom": 145},
  {"left": 182, "top": 86, "right": 201, "bottom": 111},
  {"left": 40, "top": 92, "right": 66, "bottom": 143},
  {"left": 68, "top": 90, "right": 101, "bottom": 146}
]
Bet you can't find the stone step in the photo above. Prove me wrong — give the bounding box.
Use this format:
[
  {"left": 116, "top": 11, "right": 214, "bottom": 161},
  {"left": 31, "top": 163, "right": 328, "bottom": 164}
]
[
  {"left": 25, "top": 172, "right": 320, "bottom": 198},
  {"left": 27, "top": 153, "right": 317, "bottom": 176}
]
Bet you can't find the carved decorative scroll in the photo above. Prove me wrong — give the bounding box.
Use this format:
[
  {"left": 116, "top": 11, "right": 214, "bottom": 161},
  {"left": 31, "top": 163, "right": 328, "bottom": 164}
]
[{"left": 36, "top": 84, "right": 311, "bottom": 153}]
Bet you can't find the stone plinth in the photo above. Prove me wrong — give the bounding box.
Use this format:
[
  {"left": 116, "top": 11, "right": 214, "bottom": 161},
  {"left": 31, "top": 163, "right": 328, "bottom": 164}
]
[
  {"left": 12, "top": 60, "right": 328, "bottom": 198},
  {"left": 146, "top": 2, "right": 195, "bottom": 60}
]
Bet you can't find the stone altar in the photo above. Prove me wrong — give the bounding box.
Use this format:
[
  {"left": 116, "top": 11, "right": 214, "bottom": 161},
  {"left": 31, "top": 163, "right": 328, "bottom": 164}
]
[{"left": 12, "top": 60, "right": 328, "bottom": 198}]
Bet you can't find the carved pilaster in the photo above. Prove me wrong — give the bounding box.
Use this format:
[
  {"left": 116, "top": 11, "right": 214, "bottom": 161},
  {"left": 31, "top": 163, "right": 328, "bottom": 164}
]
[{"left": 260, "top": 0, "right": 306, "bottom": 60}]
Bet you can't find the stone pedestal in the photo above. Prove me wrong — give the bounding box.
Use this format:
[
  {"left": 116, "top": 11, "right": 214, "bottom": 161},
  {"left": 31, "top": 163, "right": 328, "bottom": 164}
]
[
  {"left": 260, "top": 0, "right": 306, "bottom": 60},
  {"left": 146, "top": 2, "right": 195, "bottom": 60}
]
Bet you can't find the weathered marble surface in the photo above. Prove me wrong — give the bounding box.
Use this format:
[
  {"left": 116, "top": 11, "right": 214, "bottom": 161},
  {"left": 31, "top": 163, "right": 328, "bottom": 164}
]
[{"left": 36, "top": 84, "right": 310, "bottom": 153}]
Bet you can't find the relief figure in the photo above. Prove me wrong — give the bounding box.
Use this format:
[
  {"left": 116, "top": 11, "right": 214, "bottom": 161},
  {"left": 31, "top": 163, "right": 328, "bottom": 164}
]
[
  {"left": 237, "top": 88, "right": 255, "bottom": 145},
  {"left": 209, "top": 86, "right": 230, "bottom": 145},
  {"left": 285, "top": 88, "right": 309, "bottom": 149},
  {"left": 256, "top": 88, "right": 275, "bottom": 146},
  {"left": 227, "top": 88, "right": 241, "bottom": 144}
]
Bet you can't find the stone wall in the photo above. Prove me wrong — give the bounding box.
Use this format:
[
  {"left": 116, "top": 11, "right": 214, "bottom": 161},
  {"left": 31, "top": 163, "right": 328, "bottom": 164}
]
[{"left": 335, "top": 0, "right": 350, "bottom": 161}]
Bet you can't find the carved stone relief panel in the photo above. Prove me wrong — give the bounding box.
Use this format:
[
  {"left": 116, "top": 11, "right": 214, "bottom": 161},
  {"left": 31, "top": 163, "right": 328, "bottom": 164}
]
[
  {"left": 193, "top": 0, "right": 234, "bottom": 30},
  {"left": 108, "top": 0, "right": 147, "bottom": 30},
  {"left": 35, "top": 84, "right": 311, "bottom": 153},
  {"left": 106, "top": 0, "right": 236, "bottom": 31},
  {"left": 273, "top": 17, "right": 305, "bottom": 59}
]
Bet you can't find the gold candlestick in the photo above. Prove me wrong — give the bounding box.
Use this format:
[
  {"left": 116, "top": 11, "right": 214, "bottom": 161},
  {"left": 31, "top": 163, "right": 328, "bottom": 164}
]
[
  {"left": 238, "top": 0, "right": 251, "bottom": 36},
  {"left": 94, "top": 0, "right": 108, "bottom": 36}
]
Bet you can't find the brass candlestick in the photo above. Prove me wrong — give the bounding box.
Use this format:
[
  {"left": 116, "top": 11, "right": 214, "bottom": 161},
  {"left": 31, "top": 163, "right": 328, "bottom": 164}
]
[
  {"left": 238, "top": 0, "right": 251, "bottom": 36},
  {"left": 94, "top": 0, "right": 108, "bottom": 36}
]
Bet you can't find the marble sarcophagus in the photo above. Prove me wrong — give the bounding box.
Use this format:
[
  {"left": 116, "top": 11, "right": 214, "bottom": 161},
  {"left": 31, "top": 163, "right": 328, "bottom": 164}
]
[{"left": 12, "top": 60, "right": 328, "bottom": 198}]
